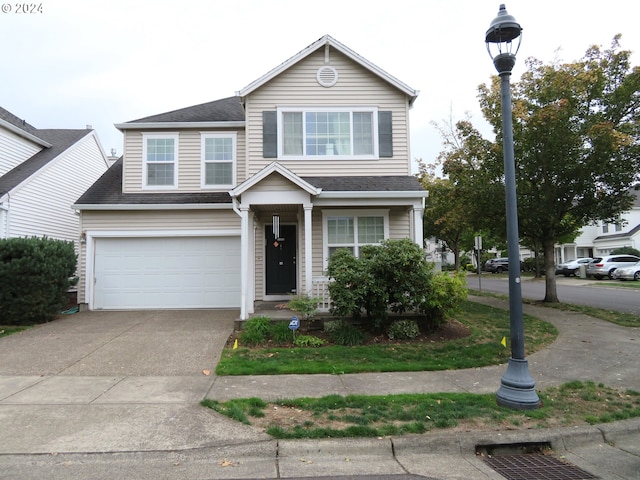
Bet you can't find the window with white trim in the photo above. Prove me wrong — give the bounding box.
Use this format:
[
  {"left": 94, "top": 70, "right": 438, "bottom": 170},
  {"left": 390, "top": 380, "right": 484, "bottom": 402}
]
[
  {"left": 143, "top": 133, "right": 178, "bottom": 188},
  {"left": 201, "top": 132, "right": 236, "bottom": 188},
  {"left": 279, "top": 107, "right": 377, "bottom": 158},
  {"left": 323, "top": 210, "right": 388, "bottom": 264}
]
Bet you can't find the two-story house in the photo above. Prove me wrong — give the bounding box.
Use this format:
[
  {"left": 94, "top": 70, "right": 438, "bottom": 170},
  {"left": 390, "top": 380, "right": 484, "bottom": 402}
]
[
  {"left": 0, "top": 106, "right": 109, "bottom": 243},
  {"left": 74, "top": 35, "right": 428, "bottom": 319}
]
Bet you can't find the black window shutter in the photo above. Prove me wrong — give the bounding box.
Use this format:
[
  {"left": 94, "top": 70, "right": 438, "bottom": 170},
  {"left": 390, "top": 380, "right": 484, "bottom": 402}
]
[
  {"left": 378, "top": 111, "right": 393, "bottom": 157},
  {"left": 263, "top": 111, "right": 277, "bottom": 158}
]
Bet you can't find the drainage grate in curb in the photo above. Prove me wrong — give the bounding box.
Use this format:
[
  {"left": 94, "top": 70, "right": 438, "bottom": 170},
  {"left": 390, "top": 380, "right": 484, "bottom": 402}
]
[{"left": 483, "top": 453, "right": 599, "bottom": 480}]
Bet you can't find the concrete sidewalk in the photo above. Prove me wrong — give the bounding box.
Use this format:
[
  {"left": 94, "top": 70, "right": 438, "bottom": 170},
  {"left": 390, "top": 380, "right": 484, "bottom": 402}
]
[{"left": 0, "top": 299, "right": 638, "bottom": 479}]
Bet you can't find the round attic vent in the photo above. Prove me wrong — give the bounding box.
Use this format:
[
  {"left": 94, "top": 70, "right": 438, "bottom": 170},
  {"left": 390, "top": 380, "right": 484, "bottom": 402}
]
[{"left": 316, "top": 66, "right": 338, "bottom": 87}]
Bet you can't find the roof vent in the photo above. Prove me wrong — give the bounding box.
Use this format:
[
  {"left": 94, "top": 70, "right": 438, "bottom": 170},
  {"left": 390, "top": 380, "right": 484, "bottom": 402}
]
[{"left": 317, "top": 66, "right": 338, "bottom": 87}]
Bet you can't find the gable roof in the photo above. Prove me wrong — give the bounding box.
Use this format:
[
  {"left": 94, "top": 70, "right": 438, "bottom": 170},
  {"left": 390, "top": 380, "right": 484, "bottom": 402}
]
[
  {"left": 237, "top": 34, "right": 419, "bottom": 106},
  {"left": 0, "top": 128, "right": 92, "bottom": 197},
  {"left": 0, "top": 106, "right": 51, "bottom": 147},
  {"left": 231, "top": 162, "right": 322, "bottom": 197},
  {"left": 115, "top": 96, "right": 245, "bottom": 130}
]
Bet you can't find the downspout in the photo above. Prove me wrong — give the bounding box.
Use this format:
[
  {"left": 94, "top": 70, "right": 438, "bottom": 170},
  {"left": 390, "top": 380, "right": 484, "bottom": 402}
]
[{"left": 0, "top": 193, "right": 10, "bottom": 238}]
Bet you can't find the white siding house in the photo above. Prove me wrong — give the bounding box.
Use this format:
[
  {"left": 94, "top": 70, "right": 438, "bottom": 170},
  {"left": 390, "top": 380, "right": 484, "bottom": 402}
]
[{"left": 0, "top": 107, "right": 110, "bottom": 244}]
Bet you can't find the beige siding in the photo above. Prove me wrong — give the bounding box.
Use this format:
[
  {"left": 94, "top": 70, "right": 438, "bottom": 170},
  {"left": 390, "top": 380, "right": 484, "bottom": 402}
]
[
  {"left": 123, "top": 128, "right": 246, "bottom": 193},
  {"left": 77, "top": 208, "right": 241, "bottom": 303},
  {"left": 244, "top": 48, "right": 412, "bottom": 177},
  {"left": 389, "top": 207, "right": 411, "bottom": 239}
]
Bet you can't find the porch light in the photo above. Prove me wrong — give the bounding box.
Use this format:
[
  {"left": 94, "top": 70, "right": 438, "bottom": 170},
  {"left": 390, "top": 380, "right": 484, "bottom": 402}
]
[{"left": 272, "top": 214, "right": 280, "bottom": 239}]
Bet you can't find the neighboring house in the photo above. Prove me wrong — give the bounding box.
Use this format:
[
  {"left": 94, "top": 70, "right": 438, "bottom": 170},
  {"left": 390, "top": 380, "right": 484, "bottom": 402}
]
[
  {"left": 555, "top": 186, "right": 640, "bottom": 262},
  {"left": 74, "top": 35, "right": 428, "bottom": 319},
  {"left": 0, "top": 106, "right": 110, "bottom": 244}
]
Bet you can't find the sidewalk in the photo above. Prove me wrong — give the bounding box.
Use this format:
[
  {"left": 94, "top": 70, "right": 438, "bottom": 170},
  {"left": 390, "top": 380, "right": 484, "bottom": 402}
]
[{"left": 0, "top": 299, "right": 638, "bottom": 479}]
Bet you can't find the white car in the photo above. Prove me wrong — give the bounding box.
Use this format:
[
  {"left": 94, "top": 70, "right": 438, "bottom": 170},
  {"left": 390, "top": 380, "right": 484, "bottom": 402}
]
[
  {"left": 555, "top": 258, "right": 593, "bottom": 277},
  {"left": 612, "top": 261, "right": 640, "bottom": 281}
]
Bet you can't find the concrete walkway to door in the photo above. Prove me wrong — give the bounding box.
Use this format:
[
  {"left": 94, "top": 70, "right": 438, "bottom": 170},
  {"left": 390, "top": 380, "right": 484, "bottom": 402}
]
[{"left": 0, "top": 310, "right": 271, "bottom": 454}]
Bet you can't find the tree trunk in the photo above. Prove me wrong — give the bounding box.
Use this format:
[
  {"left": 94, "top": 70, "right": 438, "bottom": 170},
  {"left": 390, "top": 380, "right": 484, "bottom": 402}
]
[{"left": 543, "top": 238, "right": 559, "bottom": 303}]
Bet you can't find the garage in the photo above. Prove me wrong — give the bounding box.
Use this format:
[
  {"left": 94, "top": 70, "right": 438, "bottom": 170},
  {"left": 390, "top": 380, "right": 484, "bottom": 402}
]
[{"left": 93, "top": 236, "right": 240, "bottom": 309}]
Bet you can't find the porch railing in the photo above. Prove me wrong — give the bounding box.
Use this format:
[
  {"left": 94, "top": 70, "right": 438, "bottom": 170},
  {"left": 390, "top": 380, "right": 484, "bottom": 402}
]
[{"left": 311, "top": 276, "right": 332, "bottom": 312}]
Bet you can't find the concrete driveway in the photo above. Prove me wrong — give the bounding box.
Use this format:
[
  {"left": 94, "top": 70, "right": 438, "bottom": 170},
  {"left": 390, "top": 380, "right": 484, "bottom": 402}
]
[
  {"left": 0, "top": 309, "right": 234, "bottom": 377},
  {"left": 0, "top": 310, "right": 272, "bottom": 454}
]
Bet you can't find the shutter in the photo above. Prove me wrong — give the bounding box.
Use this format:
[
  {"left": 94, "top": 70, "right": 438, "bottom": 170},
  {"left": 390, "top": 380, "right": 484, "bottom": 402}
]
[
  {"left": 263, "top": 111, "right": 277, "bottom": 158},
  {"left": 378, "top": 111, "right": 392, "bottom": 157}
]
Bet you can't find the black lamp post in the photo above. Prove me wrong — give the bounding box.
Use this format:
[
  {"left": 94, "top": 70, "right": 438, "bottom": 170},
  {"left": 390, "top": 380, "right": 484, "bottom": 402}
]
[{"left": 486, "top": 4, "right": 540, "bottom": 410}]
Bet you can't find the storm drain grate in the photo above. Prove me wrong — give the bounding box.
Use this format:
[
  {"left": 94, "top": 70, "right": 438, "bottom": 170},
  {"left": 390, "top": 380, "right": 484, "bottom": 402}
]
[{"left": 483, "top": 453, "right": 600, "bottom": 480}]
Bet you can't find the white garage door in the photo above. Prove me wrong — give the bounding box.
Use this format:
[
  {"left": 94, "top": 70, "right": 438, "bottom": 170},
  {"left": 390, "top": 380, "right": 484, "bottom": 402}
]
[{"left": 93, "top": 237, "right": 240, "bottom": 309}]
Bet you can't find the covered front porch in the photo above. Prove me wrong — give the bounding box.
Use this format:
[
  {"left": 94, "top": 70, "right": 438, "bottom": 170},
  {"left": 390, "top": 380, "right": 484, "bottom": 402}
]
[{"left": 230, "top": 162, "right": 427, "bottom": 320}]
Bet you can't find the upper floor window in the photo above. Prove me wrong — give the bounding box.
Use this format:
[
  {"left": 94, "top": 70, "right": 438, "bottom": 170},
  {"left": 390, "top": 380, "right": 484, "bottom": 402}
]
[
  {"left": 278, "top": 107, "right": 378, "bottom": 159},
  {"left": 143, "top": 133, "right": 178, "bottom": 188},
  {"left": 201, "top": 132, "right": 236, "bottom": 188}
]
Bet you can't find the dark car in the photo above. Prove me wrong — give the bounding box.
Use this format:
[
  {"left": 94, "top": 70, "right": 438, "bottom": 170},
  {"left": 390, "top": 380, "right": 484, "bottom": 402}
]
[
  {"left": 484, "top": 258, "right": 508, "bottom": 273},
  {"left": 484, "top": 258, "right": 524, "bottom": 273}
]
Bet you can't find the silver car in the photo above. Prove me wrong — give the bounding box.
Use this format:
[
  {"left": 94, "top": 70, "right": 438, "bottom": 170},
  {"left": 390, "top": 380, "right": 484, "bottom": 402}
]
[
  {"left": 555, "top": 258, "right": 593, "bottom": 277},
  {"left": 612, "top": 260, "right": 640, "bottom": 281},
  {"left": 586, "top": 255, "right": 640, "bottom": 280}
]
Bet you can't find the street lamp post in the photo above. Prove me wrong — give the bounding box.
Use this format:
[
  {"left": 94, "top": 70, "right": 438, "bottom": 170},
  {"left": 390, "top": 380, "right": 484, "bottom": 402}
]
[{"left": 485, "top": 4, "right": 540, "bottom": 410}]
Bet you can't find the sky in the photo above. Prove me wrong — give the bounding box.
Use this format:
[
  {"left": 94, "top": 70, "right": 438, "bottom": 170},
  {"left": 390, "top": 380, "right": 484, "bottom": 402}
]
[{"left": 2, "top": 0, "right": 639, "bottom": 174}]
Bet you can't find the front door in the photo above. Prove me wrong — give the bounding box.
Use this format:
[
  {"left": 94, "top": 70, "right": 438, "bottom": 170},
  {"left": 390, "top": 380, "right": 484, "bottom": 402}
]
[{"left": 265, "top": 224, "right": 297, "bottom": 295}]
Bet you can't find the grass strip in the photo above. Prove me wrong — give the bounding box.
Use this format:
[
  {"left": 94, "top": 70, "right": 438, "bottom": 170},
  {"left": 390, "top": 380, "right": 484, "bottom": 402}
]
[
  {"left": 215, "top": 301, "right": 557, "bottom": 376},
  {"left": 202, "top": 381, "right": 640, "bottom": 439}
]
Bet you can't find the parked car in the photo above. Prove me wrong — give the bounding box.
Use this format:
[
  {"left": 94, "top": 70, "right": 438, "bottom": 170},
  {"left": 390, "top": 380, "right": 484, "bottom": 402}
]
[
  {"left": 483, "top": 258, "right": 524, "bottom": 273},
  {"left": 611, "top": 260, "right": 640, "bottom": 281},
  {"left": 555, "top": 258, "right": 593, "bottom": 277},
  {"left": 586, "top": 255, "right": 640, "bottom": 280}
]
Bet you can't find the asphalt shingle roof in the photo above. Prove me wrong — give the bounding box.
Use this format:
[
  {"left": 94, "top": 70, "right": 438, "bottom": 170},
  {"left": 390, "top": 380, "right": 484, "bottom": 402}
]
[
  {"left": 127, "top": 96, "right": 245, "bottom": 124},
  {"left": 0, "top": 128, "right": 91, "bottom": 196},
  {"left": 0, "top": 106, "right": 42, "bottom": 139},
  {"left": 74, "top": 160, "right": 425, "bottom": 206}
]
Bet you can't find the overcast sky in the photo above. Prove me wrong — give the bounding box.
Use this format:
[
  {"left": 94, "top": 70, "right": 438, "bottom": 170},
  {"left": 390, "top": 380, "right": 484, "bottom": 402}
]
[{"left": 2, "top": 0, "right": 639, "bottom": 173}]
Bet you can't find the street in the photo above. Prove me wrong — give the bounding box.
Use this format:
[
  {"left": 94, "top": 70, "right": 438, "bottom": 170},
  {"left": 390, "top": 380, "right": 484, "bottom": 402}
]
[{"left": 465, "top": 273, "right": 640, "bottom": 315}]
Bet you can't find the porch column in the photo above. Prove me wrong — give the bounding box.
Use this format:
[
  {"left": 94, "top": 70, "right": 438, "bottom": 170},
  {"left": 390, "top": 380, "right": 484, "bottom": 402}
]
[
  {"left": 239, "top": 206, "right": 250, "bottom": 320},
  {"left": 304, "top": 205, "right": 313, "bottom": 295},
  {"left": 413, "top": 206, "right": 424, "bottom": 247}
]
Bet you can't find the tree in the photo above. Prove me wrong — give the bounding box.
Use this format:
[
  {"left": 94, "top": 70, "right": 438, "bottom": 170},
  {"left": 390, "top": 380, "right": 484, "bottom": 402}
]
[
  {"left": 477, "top": 37, "right": 640, "bottom": 302},
  {"left": 418, "top": 116, "right": 503, "bottom": 270}
]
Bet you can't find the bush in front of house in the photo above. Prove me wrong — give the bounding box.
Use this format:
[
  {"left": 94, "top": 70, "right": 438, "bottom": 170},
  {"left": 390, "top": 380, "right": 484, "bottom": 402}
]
[
  {"left": 0, "top": 237, "right": 78, "bottom": 325},
  {"left": 326, "top": 238, "right": 467, "bottom": 331}
]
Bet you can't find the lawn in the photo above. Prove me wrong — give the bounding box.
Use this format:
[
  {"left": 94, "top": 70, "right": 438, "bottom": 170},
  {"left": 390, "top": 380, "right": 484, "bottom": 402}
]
[
  {"left": 215, "top": 301, "right": 558, "bottom": 376},
  {"left": 202, "top": 381, "right": 640, "bottom": 439}
]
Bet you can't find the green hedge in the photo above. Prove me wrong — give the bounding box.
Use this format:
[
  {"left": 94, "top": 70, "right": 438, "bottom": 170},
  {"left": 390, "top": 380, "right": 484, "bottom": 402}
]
[{"left": 0, "top": 237, "right": 77, "bottom": 325}]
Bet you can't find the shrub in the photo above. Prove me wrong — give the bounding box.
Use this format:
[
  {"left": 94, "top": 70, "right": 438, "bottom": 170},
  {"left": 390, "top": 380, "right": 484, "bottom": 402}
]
[
  {"left": 419, "top": 271, "right": 468, "bottom": 329},
  {"left": 327, "top": 238, "right": 434, "bottom": 329},
  {"left": 611, "top": 246, "right": 640, "bottom": 257},
  {"left": 285, "top": 295, "right": 322, "bottom": 320},
  {"left": 293, "top": 335, "right": 324, "bottom": 348},
  {"left": 325, "top": 320, "right": 366, "bottom": 346},
  {"left": 270, "top": 321, "right": 294, "bottom": 344},
  {"left": 240, "top": 316, "right": 271, "bottom": 345},
  {"left": 387, "top": 320, "right": 420, "bottom": 340},
  {"left": 0, "top": 237, "right": 77, "bottom": 325}
]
